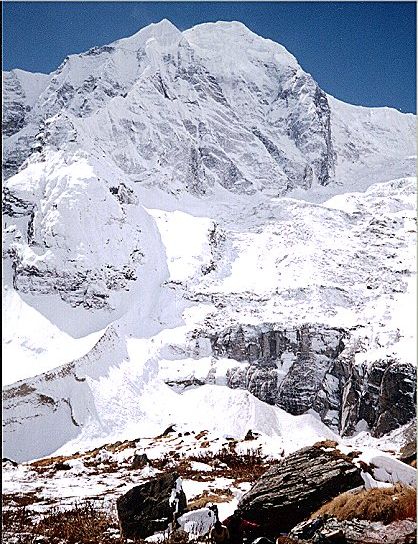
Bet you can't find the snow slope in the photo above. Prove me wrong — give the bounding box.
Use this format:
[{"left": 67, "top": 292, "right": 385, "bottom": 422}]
[{"left": 3, "top": 175, "right": 416, "bottom": 461}]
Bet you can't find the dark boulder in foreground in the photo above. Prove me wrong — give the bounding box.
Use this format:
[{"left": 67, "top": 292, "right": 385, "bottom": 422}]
[
  {"left": 289, "top": 516, "right": 416, "bottom": 543},
  {"left": 116, "top": 472, "right": 187, "bottom": 539},
  {"left": 237, "top": 442, "right": 363, "bottom": 535}
]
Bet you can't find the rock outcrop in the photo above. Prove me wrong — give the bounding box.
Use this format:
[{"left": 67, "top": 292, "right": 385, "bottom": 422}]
[
  {"left": 194, "top": 324, "right": 417, "bottom": 438},
  {"left": 399, "top": 422, "right": 416, "bottom": 466},
  {"left": 116, "top": 472, "right": 187, "bottom": 539},
  {"left": 289, "top": 516, "right": 417, "bottom": 544},
  {"left": 210, "top": 324, "right": 346, "bottom": 415},
  {"left": 237, "top": 443, "right": 363, "bottom": 535},
  {"left": 340, "top": 359, "right": 416, "bottom": 437}
]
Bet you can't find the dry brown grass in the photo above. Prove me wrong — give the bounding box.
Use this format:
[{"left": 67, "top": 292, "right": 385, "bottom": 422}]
[
  {"left": 29, "top": 438, "right": 139, "bottom": 473},
  {"left": 2, "top": 501, "right": 123, "bottom": 544},
  {"left": 312, "top": 484, "right": 416, "bottom": 525},
  {"left": 313, "top": 440, "right": 339, "bottom": 449},
  {"left": 187, "top": 445, "right": 271, "bottom": 481},
  {"left": 188, "top": 489, "right": 234, "bottom": 510},
  {"left": 148, "top": 445, "right": 274, "bottom": 483},
  {"left": 3, "top": 492, "right": 42, "bottom": 507},
  {"left": 35, "top": 502, "right": 117, "bottom": 543}
]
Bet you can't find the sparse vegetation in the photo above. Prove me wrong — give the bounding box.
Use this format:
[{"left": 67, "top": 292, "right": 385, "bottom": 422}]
[
  {"left": 3, "top": 492, "right": 42, "bottom": 507},
  {"left": 188, "top": 489, "right": 234, "bottom": 510},
  {"left": 149, "top": 444, "right": 274, "bottom": 483},
  {"left": 2, "top": 501, "right": 123, "bottom": 544},
  {"left": 187, "top": 445, "right": 271, "bottom": 481},
  {"left": 312, "top": 484, "right": 416, "bottom": 525}
]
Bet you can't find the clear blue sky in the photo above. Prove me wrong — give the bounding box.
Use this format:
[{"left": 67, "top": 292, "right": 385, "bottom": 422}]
[{"left": 2, "top": 2, "right": 416, "bottom": 113}]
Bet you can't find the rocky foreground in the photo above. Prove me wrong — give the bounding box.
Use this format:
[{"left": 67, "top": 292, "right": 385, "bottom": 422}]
[{"left": 2, "top": 429, "right": 416, "bottom": 544}]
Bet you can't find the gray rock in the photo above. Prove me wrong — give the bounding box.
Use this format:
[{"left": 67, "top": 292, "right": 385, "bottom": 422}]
[
  {"left": 210, "top": 324, "right": 346, "bottom": 415},
  {"left": 116, "top": 472, "right": 187, "bottom": 539},
  {"left": 399, "top": 422, "right": 416, "bottom": 466},
  {"left": 374, "top": 362, "right": 417, "bottom": 437},
  {"left": 340, "top": 359, "right": 416, "bottom": 437},
  {"left": 131, "top": 453, "right": 149, "bottom": 470},
  {"left": 186, "top": 324, "right": 417, "bottom": 438},
  {"left": 237, "top": 443, "right": 363, "bottom": 535},
  {"left": 290, "top": 516, "right": 417, "bottom": 544}
]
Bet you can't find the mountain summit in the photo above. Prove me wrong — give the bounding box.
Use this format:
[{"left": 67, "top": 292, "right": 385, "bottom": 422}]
[{"left": 3, "top": 19, "right": 414, "bottom": 190}]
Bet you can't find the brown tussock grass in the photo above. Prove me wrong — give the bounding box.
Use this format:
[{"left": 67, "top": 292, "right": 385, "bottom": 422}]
[
  {"left": 150, "top": 445, "right": 275, "bottom": 483},
  {"left": 35, "top": 503, "right": 116, "bottom": 543},
  {"left": 3, "top": 492, "right": 41, "bottom": 507},
  {"left": 312, "top": 484, "right": 416, "bottom": 525},
  {"left": 3, "top": 501, "right": 123, "bottom": 544},
  {"left": 189, "top": 489, "right": 234, "bottom": 510},
  {"left": 313, "top": 440, "right": 339, "bottom": 449}
]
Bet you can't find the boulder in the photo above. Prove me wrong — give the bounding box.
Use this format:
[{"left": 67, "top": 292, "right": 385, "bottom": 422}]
[
  {"left": 289, "top": 516, "right": 417, "bottom": 544},
  {"left": 400, "top": 441, "right": 416, "bottom": 467},
  {"left": 131, "top": 453, "right": 149, "bottom": 470},
  {"left": 237, "top": 443, "right": 363, "bottom": 535},
  {"left": 54, "top": 461, "right": 71, "bottom": 471},
  {"left": 116, "top": 472, "right": 187, "bottom": 539}
]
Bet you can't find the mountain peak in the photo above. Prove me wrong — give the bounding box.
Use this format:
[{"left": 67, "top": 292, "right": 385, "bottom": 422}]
[
  {"left": 114, "top": 18, "right": 182, "bottom": 50},
  {"left": 184, "top": 20, "right": 299, "bottom": 70}
]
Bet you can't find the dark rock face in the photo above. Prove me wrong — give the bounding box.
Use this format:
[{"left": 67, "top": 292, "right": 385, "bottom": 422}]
[
  {"left": 341, "top": 359, "right": 416, "bottom": 437},
  {"left": 206, "top": 324, "right": 416, "bottom": 437},
  {"left": 312, "top": 86, "right": 334, "bottom": 186},
  {"left": 290, "top": 516, "right": 417, "bottom": 544},
  {"left": 2, "top": 73, "right": 28, "bottom": 138},
  {"left": 2, "top": 188, "right": 35, "bottom": 217},
  {"left": 116, "top": 472, "right": 187, "bottom": 539},
  {"left": 2, "top": 139, "right": 36, "bottom": 180},
  {"left": 374, "top": 362, "right": 417, "bottom": 437},
  {"left": 237, "top": 444, "right": 363, "bottom": 535},
  {"left": 210, "top": 325, "right": 346, "bottom": 416},
  {"left": 277, "top": 69, "right": 335, "bottom": 188},
  {"left": 399, "top": 422, "right": 416, "bottom": 466}
]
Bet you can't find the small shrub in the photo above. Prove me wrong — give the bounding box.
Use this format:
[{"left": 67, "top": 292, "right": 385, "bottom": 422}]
[
  {"left": 312, "top": 484, "right": 416, "bottom": 525},
  {"left": 165, "top": 529, "right": 189, "bottom": 544},
  {"left": 2, "top": 505, "right": 34, "bottom": 539},
  {"left": 3, "top": 492, "right": 41, "bottom": 507},
  {"left": 151, "top": 446, "right": 273, "bottom": 483}
]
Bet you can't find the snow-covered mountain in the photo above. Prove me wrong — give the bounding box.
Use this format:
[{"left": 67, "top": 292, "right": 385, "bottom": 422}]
[{"left": 2, "top": 20, "right": 416, "bottom": 462}]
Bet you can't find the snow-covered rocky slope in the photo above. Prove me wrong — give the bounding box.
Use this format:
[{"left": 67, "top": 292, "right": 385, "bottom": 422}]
[{"left": 2, "top": 20, "right": 416, "bottom": 463}]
